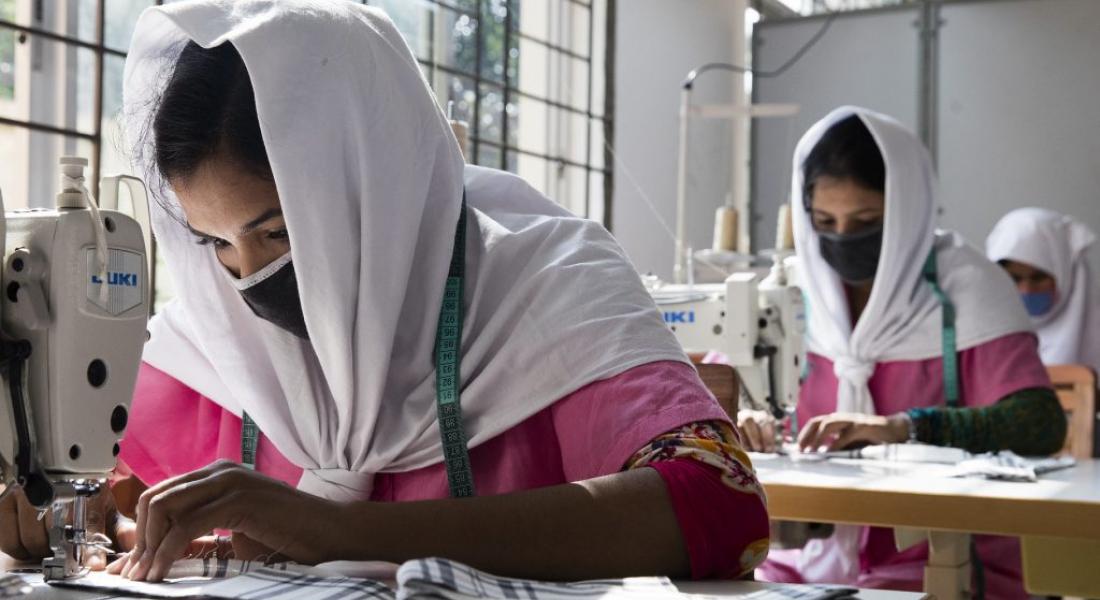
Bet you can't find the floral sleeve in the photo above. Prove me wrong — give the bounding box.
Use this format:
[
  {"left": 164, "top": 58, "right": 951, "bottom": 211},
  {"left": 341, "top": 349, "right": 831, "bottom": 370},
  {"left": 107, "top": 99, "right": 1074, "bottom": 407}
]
[{"left": 625, "top": 420, "right": 770, "bottom": 578}]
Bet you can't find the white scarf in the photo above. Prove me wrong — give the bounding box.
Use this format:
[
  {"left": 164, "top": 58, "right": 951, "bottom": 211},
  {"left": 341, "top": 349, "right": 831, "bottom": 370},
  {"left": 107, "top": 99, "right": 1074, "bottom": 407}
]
[
  {"left": 123, "top": 0, "right": 686, "bottom": 501},
  {"left": 986, "top": 208, "right": 1100, "bottom": 374},
  {"left": 793, "top": 107, "right": 1032, "bottom": 416}
]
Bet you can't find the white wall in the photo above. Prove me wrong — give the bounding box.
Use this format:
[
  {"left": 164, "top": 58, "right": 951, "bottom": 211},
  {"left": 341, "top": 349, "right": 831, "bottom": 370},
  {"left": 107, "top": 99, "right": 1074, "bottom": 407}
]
[
  {"left": 937, "top": 0, "right": 1100, "bottom": 248},
  {"left": 612, "top": 0, "right": 743, "bottom": 280}
]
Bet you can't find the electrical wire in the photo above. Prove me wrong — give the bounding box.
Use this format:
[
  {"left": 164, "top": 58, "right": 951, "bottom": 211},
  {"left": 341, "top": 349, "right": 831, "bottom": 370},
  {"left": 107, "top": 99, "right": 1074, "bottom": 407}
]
[{"left": 683, "top": 10, "right": 838, "bottom": 88}]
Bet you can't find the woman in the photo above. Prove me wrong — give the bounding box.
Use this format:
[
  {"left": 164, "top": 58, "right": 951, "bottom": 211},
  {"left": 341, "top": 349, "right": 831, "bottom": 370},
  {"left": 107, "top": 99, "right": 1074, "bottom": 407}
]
[
  {"left": 741, "top": 108, "right": 1065, "bottom": 597},
  {"left": 987, "top": 208, "right": 1100, "bottom": 375},
  {"left": 93, "top": 0, "right": 769, "bottom": 584}
]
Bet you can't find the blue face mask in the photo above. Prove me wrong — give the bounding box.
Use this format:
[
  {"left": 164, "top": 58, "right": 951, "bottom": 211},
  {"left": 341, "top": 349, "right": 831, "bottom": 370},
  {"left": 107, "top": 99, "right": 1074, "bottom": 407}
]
[{"left": 1021, "top": 291, "right": 1055, "bottom": 317}]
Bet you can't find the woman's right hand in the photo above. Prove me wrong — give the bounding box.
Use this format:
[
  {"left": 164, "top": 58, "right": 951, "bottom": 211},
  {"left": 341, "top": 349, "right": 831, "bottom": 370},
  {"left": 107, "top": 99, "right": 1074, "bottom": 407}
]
[{"left": 736, "top": 410, "right": 779, "bottom": 453}]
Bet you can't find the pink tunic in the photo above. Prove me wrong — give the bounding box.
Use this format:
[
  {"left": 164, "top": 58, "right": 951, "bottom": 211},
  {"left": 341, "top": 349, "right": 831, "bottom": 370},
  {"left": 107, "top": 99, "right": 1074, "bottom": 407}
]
[
  {"left": 759, "top": 332, "right": 1051, "bottom": 598},
  {"left": 120, "top": 360, "right": 768, "bottom": 578}
]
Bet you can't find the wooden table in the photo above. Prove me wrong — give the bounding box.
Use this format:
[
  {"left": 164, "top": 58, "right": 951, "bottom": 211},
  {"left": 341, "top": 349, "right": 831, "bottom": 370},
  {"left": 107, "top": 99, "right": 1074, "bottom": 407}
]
[{"left": 752, "top": 453, "right": 1100, "bottom": 599}]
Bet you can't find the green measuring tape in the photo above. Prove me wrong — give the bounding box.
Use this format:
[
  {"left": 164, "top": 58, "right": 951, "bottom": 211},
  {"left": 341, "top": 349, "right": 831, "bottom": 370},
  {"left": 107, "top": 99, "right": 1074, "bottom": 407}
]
[
  {"left": 921, "top": 247, "right": 959, "bottom": 408},
  {"left": 435, "top": 196, "right": 475, "bottom": 498},
  {"left": 240, "top": 196, "right": 475, "bottom": 497},
  {"left": 241, "top": 412, "right": 259, "bottom": 470}
]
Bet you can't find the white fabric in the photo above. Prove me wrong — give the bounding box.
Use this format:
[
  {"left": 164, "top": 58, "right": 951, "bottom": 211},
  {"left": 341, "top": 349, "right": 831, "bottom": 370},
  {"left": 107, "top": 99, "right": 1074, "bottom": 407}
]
[
  {"left": 124, "top": 0, "right": 686, "bottom": 501},
  {"left": 790, "top": 107, "right": 1033, "bottom": 583},
  {"left": 986, "top": 208, "right": 1100, "bottom": 374},
  {"left": 792, "top": 106, "right": 1033, "bottom": 416}
]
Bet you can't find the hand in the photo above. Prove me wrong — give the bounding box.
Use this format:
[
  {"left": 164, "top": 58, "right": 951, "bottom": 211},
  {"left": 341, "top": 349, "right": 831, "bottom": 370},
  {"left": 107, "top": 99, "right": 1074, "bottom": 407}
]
[
  {"left": 736, "top": 410, "right": 779, "bottom": 452},
  {"left": 0, "top": 483, "right": 137, "bottom": 569},
  {"left": 109, "top": 460, "right": 340, "bottom": 582},
  {"left": 796, "top": 412, "right": 910, "bottom": 452}
]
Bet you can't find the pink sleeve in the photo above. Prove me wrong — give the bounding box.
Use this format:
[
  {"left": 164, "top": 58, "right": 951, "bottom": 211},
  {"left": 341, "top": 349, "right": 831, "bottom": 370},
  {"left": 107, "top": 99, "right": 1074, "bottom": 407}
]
[
  {"left": 550, "top": 361, "right": 730, "bottom": 481},
  {"left": 649, "top": 459, "right": 770, "bottom": 579},
  {"left": 120, "top": 363, "right": 302, "bottom": 487},
  {"left": 961, "top": 332, "right": 1052, "bottom": 408}
]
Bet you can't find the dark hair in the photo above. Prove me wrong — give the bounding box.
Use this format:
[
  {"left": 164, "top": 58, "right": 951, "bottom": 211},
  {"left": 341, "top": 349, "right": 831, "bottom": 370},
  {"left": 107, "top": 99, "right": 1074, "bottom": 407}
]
[
  {"left": 152, "top": 41, "right": 270, "bottom": 183},
  {"left": 801, "top": 115, "right": 885, "bottom": 208}
]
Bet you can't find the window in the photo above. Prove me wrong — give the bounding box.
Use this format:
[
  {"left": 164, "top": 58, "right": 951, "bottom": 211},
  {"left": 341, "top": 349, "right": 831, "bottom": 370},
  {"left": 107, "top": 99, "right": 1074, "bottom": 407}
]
[
  {"left": 363, "top": 0, "right": 611, "bottom": 221},
  {"left": 0, "top": 0, "right": 610, "bottom": 309}
]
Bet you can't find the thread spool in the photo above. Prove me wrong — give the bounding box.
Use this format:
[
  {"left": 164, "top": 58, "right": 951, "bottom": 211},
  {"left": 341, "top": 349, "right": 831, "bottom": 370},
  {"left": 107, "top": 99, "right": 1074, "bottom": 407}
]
[
  {"left": 450, "top": 120, "right": 470, "bottom": 162},
  {"left": 712, "top": 206, "right": 739, "bottom": 252},
  {"left": 775, "top": 204, "right": 795, "bottom": 251}
]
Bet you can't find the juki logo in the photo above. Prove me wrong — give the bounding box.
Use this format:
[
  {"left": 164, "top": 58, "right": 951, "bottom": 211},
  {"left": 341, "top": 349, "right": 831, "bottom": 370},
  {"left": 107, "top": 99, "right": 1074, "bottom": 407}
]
[
  {"left": 91, "top": 272, "right": 139, "bottom": 287},
  {"left": 663, "top": 311, "right": 695, "bottom": 324}
]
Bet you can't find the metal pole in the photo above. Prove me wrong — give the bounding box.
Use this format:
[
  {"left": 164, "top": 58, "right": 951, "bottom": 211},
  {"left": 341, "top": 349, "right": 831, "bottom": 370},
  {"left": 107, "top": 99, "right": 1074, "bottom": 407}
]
[
  {"left": 917, "top": 0, "right": 941, "bottom": 167},
  {"left": 673, "top": 86, "right": 691, "bottom": 284}
]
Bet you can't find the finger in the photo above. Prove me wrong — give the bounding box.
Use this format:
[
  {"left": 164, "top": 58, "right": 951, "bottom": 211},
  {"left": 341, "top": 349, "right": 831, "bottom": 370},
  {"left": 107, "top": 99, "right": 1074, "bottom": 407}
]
[
  {"left": 107, "top": 552, "right": 130, "bottom": 575},
  {"left": 816, "top": 419, "right": 855, "bottom": 444},
  {"left": 797, "top": 417, "right": 825, "bottom": 451},
  {"left": 131, "top": 471, "right": 245, "bottom": 581},
  {"left": 143, "top": 469, "right": 243, "bottom": 559},
  {"left": 799, "top": 418, "right": 851, "bottom": 451},
  {"left": 143, "top": 495, "right": 243, "bottom": 582},
  {"left": 829, "top": 425, "right": 873, "bottom": 451},
  {"left": 15, "top": 491, "right": 50, "bottom": 558},
  {"left": 185, "top": 535, "right": 224, "bottom": 559},
  {"left": 0, "top": 492, "right": 30, "bottom": 560},
  {"left": 132, "top": 461, "right": 239, "bottom": 565},
  {"left": 112, "top": 515, "right": 137, "bottom": 552},
  {"left": 85, "top": 548, "right": 107, "bottom": 571}
]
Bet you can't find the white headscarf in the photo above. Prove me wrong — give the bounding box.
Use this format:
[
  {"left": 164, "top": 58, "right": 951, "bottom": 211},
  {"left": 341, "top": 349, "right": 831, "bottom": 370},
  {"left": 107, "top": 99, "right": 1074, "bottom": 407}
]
[
  {"left": 123, "top": 0, "right": 686, "bottom": 501},
  {"left": 792, "top": 107, "right": 1032, "bottom": 415},
  {"left": 986, "top": 208, "right": 1100, "bottom": 374},
  {"left": 791, "top": 106, "right": 1034, "bottom": 583}
]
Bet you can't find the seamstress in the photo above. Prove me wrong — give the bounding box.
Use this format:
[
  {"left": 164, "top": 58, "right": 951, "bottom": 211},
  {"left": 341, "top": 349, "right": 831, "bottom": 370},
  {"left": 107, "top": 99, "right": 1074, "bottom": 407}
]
[
  {"left": 739, "top": 108, "right": 1065, "bottom": 597},
  {"left": 987, "top": 208, "right": 1100, "bottom": 375},
  {"left": 79, "top": 0, "right": 766, "bottom": 584}
]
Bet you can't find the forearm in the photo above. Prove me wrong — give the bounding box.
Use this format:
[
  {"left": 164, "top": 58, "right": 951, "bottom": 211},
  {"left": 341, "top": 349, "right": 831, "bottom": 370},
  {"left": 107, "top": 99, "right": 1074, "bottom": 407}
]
[
  {"left": 907, "top": 387, "right": 1066, "bottom": 455},
  {"left": 334, "top": 468, "right": 689, "bottom": 581}
]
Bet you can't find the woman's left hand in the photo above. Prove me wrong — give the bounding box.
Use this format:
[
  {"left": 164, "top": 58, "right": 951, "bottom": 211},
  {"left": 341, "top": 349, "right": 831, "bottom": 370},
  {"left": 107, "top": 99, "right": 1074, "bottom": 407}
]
[
  {"left": 106, "top": 460, "right": 342, "bottom": 582},
  {"left": 797, "top": 412, "right": 910, "bottom": 452}
]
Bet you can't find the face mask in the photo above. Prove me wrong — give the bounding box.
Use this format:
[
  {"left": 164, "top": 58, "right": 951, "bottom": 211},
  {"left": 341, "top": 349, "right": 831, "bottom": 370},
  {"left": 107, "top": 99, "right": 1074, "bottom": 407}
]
[
  {"left": 230, "top": 252, "right": 309, "bottom": 339},
  {"left": 1021, "top": 291, "right": 1055, "bottom": 317},
  {"left": 818, "top": 226, "right": 883, "bottom": 285}
]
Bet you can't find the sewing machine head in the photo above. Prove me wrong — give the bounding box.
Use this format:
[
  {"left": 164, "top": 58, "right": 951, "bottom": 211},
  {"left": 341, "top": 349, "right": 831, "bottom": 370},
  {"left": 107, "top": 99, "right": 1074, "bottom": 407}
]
[
  {"left": 650, "top": 254, "right": 806, "bottom": 418},
  {"left": 0, "top": 157, "right": 149, "bottom": 580}
]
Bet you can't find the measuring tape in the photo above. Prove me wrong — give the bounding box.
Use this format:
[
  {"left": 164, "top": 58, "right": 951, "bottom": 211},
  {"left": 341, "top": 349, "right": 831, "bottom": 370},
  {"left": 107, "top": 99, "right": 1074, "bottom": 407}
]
[
  {"left": 921, "top": 247, "right": 959, "bottom": 408},
  {"left": 240, "top": 195, "right": 475, "bottom": 497}
]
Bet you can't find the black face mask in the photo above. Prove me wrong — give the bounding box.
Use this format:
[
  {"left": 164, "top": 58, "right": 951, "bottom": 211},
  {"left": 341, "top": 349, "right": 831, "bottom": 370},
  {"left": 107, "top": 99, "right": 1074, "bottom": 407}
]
[
  {"left": 818, "top": 226, "right": 883, "bottom": 285},
  {"left": 233, "top": 253, "right": 309, "bottom": 339}
]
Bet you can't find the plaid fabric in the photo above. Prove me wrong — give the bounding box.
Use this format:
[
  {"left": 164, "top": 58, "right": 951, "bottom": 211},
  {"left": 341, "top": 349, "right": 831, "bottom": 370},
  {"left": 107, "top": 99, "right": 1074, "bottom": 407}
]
[
  {"left": 396, "top": 557, "right": 678, "bottom": 599},
  {"left": 51, "top": 561, "right": 394, "bottom": 599},
  {"left": 48, "top": 556, "right": 857, "bottom": 600},
  {"left": 0, "top": 574, "right": 32, "bottom": 598}
]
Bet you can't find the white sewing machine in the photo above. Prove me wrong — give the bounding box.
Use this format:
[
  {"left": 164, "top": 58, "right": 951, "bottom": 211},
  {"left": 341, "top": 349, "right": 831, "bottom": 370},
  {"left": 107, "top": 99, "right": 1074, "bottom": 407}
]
[
  {"left": 0, "top": 157, "right": 149, "bottom": 580},
  {"left": 649, "top": 255, "right": 805, "bottom": 417}
]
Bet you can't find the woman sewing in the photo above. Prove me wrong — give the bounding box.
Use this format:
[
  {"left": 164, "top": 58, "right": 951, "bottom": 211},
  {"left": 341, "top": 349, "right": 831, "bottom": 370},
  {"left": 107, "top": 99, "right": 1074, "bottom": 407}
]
[
  {"left": 987, "top": 207, "right": 1100, "bottom": 375},
  {"left": 0, "top": 0, "right": 769, "bottom": 583},
  {"left": 738, "top": 108, "right": 1065, "bottom": 597}
]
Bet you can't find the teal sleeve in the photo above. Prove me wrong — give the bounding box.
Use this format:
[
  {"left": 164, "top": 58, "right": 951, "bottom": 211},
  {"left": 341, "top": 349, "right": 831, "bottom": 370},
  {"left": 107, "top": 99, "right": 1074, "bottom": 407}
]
[{"left": 907, "top": 387, "right": 1067, "bottom": 455}]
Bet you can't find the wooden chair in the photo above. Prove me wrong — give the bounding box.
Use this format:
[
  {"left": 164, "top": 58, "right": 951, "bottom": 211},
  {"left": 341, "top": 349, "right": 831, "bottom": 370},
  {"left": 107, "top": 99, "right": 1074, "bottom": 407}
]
[
  {"left": 1046, "top": 364, "right": 1098, "bottom": 459},
  {"left": 1022, "top": 366, "right": 1099, "bottom": 597},
  {"left": 693, "top": 362, "right": 739, "bottom": 420}
]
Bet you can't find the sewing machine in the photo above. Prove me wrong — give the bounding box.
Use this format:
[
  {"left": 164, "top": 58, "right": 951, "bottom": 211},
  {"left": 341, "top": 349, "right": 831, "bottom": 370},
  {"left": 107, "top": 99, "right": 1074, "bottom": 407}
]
[
  {"left": 649, "top": 255, "right": 805, "bottom": 417},
  {"left": 0, "top": 157, "right": 149, "bottom": 580}
]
